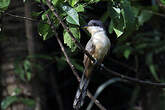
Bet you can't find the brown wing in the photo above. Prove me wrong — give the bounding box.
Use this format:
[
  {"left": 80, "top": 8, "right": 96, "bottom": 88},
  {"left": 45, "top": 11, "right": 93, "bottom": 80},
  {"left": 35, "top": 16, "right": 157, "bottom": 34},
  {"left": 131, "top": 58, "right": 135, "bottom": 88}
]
[{"left": 83, "top": 39, "right": 95, "bottom": 78}]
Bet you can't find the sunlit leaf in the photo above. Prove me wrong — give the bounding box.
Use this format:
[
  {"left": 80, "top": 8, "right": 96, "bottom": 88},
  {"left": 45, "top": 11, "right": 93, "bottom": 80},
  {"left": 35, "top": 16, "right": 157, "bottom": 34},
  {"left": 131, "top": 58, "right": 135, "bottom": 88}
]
[
  {"left": 52, "top": 0, "right": 59, "bottom": 6},
  {"left": 68, "top": 0, "right": 79, "bottom": 7},
  {"left": 74, "top": 4, "right": 84, "bottom": 12},
  {"left": 62, "top": 5, "right": 80, "bottom": 25}
]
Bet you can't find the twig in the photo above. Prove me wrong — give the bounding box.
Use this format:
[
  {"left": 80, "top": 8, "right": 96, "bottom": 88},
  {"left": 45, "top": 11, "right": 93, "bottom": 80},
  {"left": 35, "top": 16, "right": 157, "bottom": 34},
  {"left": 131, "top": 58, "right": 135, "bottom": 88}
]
[
  {"left": 5, "top": 12, "right": 37, "bottom": 22},
  {"left": 45, "top": 0, "right": 165, "bottom": 88},
  {"left": 41, "top": 2, "right": 107, "bottom": 110}
]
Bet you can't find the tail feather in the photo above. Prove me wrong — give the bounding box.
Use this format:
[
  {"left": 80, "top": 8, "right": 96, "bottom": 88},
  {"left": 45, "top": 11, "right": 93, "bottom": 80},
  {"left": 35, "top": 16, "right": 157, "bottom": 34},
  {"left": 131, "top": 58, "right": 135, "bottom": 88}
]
[{"left": 73, "top": 73, "right": 89, "bottom": 109}]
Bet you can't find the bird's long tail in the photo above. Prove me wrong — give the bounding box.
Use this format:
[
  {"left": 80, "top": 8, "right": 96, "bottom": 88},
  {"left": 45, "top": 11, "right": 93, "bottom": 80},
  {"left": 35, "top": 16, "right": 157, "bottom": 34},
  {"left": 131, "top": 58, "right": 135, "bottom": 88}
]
[{"left": 73, "top": 72, "right": 90, "bottom": 110}]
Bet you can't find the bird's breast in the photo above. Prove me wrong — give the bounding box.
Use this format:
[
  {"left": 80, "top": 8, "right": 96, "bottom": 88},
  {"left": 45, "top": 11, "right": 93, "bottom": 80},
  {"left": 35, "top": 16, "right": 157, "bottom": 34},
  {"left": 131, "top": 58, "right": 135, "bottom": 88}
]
[{"left": 92, "top": 33, "right": 110, "bottom": 60}]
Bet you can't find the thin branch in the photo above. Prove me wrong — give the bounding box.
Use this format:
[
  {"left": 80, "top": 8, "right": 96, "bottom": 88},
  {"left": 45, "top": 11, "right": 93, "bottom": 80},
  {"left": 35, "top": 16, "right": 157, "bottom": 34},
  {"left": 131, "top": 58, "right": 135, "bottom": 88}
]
[
  {"left": 41, "top": 2, "right": 107, "bottom": 110},
  {"left": 5, "top": 12, "right": 37, "bottom": 22},
  {"left": 45, "top": 0, "right": 165, "bottom": 88}
]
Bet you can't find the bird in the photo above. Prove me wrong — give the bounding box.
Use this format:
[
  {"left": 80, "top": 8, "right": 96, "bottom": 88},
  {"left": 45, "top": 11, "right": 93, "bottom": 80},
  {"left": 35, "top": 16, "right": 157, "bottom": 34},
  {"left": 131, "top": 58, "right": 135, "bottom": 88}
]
[{"left": 73, "top": 20, "right": 111, "bottom": 110}]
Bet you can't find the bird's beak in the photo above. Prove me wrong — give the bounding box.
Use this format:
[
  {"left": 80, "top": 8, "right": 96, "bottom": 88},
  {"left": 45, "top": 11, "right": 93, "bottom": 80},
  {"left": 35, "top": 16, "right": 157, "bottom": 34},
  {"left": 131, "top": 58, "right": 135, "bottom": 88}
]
[{"left": 82, "top": 25, "right": 89, "bottom": 29}]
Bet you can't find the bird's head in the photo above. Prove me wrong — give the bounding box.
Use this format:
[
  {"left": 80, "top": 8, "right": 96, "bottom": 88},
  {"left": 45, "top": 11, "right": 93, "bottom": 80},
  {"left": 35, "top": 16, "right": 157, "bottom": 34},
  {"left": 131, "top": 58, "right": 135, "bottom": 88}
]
[{"left": 84, "top": 20, "right": 105, "bottom": 36}]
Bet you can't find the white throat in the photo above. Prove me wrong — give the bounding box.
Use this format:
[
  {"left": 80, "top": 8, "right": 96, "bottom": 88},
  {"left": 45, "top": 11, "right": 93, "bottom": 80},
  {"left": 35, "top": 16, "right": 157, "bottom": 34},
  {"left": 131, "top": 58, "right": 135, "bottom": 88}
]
[{"left": 87, "top": 26, "right": 105, "bottom": 36}]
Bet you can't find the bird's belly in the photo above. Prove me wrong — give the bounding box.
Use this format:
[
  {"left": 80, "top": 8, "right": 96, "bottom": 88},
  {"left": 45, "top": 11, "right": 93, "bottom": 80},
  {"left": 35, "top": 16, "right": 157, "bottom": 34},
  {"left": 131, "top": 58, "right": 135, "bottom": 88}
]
[{"left": 93, "top": 38, "right": 109, "bottom": 61}]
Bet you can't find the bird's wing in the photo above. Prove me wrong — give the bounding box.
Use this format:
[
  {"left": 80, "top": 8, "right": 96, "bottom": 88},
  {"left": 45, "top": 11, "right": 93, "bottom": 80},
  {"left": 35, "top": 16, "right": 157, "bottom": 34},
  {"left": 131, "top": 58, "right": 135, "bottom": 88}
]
[{"left": 83, "top": 39, "right": 95, "bottom": 68}]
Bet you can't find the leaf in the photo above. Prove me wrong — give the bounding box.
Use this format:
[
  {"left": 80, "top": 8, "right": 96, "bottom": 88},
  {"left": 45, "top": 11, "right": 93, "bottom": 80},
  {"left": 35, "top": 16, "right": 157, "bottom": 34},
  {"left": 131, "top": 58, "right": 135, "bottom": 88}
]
[
  {"left": 112, "top": 15, "right": 125, "bottom": 37},
  {"left": 113, "top": 27, "right": 123, "bottom": 37},
  {"left": 20, "top": 98, "right": 35, "bottom": 107},
  {"left": 0, "top": 0, "right": 10, "bottom": 9},
  {"left": 63, "top": 27, "right": 80, "bottom": 52},
  {"left": 1, "top": 96, "right": 18, "bottom": 110},
  {"left": 120, "top": 0, "right": 136, "bottom": 37},
  {"left": 108, "top": 2, "right": 125, "bottom": 37},
  {"left": 138, "top": 10, "right": 152, "bottom": 26},
  {"left": 124, "top": 49, "right": 131, "bottom": 59},
  {"left": 52, "top": 0, "right": 59, "bottom": 6},
  {"left": 74, "top": 4, "right": 84, "bottom": 12},
  {"left": 108, "top": 20, "right": 113, "bottom": 34},
  {"left": 38, "top": 22, "right": 53, "bottom": 40},
  {"left": 68, "top": 0, "right": 79, "bottom": 7},
  {"left": 24, "top": 60, "right": 31, "bottom": 72},
  {"left": 26, "top": 72, "right": 32, "bottom": 81},
  {"left": 12, "top": 88, "right": 22, "bottom": 96},
  {"left": 62, "top": 5, "right": 79, "bottom": 25},
  {"left": 160, "top": 0, "right": 165, "bottom": 5},
  {"left": 14, "top": 61, "right": 26, "bottom": 81},
  {"left": 146, "top": 53, "right": 159, "bottom": 81}
]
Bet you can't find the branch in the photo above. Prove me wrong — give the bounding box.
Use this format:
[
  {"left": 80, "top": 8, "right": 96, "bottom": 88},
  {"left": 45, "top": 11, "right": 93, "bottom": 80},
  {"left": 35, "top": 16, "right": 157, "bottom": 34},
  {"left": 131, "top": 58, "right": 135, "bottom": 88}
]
[
  {"left": 45, "top": 0, "right": 165, "bottom": 88},
  {"left": 40, "top": 2, "right": 107, "bottom": 110},
  {"left": 5, "top": 12, "right": 37, "bottom": 22}
]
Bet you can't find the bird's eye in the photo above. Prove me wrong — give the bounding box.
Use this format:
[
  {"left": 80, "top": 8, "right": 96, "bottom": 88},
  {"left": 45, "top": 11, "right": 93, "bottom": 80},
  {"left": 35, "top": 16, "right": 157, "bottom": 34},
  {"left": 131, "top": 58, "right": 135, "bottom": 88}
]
[{"left": 93, "top": 23, "right": 98, "bottom": 26}]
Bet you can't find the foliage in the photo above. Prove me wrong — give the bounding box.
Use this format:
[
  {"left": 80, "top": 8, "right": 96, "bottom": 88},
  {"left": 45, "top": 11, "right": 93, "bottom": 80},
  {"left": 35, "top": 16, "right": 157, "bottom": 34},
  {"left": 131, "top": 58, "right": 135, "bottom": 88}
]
[{"left": 1, "top": 88, "right": 35, "bottom": 110}]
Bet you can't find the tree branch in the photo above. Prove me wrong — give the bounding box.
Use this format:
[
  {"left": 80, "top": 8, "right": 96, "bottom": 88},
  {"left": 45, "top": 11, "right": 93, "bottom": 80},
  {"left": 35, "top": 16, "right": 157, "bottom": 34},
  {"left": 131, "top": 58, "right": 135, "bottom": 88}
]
[
  {"left": 45, "top": 0, "right": 165, "bottom": 88},
  {"left": 5, "top": 12, "right": 37, "bottom": 22}
]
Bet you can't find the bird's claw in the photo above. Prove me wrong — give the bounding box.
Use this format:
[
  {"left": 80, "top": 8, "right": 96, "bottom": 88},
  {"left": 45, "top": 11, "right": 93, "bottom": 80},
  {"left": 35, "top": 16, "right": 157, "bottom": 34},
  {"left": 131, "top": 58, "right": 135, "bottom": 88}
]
[{"left": 92, "top": 58, "right": 97, "bottom": 64}]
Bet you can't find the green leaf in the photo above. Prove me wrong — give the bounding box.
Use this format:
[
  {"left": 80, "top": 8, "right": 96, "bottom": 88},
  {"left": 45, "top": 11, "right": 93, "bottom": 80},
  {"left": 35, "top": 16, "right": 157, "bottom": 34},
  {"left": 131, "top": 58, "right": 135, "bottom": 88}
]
[
  {"left": 160, "top": 0, "right": 165, "bottom": 5},
  {"left": 0, "top": 0, "right": 10, "bottom": 9},
  {"left": 113, "top": 27, "right": 123, "bottom": 38},
  {"left": 108, "top": 20, "right": 113, "bottom": 34},
  {"left": 62, "top": 5, "right": 79, "bottom": 25},
  {"left": 74, "top": 4, "right": 84, "bottom": 12},
  {"left": 52, "top": 0, "right": 59, "bottom": 6},
  {"left": 1, "top": 96, "right": 18, "bottom": 110},
  {"left": 112, "top": 15, "right": 125, "bottom": 37},
  {"left": 120, "top": 0, "right": 136, "bottom": 37},
  {"left": 14, "top": 61, "right": 26, "bottom": 81},
  {"left": 12, "top": 88, "right": 22, "bottom": 96},
  {"left": 124, "top": 49, "right": 131, "bottom": 59},
  {"left": 26, "top": 72, "right": 32, "bottom": 81},
  {"left": 24, "top": 60, "right": 31, "bottom": 72},
  {"left": 68, "top": 0, "right": 79, "bottom": 7},
  {"left": 63, "top": 27, "right": 80, "bottom": 52},
  {"left": 38, "top": 22, "right": 53, "bottom": 40},
  {"left": 146, "top": 53, "right": 159, "bottom": 81},
  {"left": 108, "top": 2, "right": 125, "bottom": 37},
  {"left": 108, "top": 3, "right": 120, "bottom": 19},
  {"left": 138, "top": 10, "right": 152, "bottom": 26},
  {"left": 20, "top": 98, "right": 35, "bottom": 107}
]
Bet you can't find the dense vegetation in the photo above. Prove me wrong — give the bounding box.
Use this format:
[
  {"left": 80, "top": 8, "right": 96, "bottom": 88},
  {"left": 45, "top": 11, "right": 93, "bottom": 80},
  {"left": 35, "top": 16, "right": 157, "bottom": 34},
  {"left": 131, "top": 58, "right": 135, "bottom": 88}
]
[{"left": 0, "top": 0, "right": 165, "bottom": 110}]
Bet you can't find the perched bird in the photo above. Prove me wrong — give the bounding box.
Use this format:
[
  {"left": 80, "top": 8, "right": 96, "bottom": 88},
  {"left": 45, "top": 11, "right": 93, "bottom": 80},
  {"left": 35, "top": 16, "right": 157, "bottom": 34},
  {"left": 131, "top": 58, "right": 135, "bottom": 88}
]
[{"left": 73, "top": 20, "right": 111, "bottom": 109}]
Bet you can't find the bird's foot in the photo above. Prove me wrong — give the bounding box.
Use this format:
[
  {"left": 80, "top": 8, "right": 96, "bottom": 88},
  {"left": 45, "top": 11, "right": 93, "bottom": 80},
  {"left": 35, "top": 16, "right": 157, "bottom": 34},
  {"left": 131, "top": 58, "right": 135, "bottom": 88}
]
[{"left": 92, "top": 58, "right": 97, "bottom": 65}]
